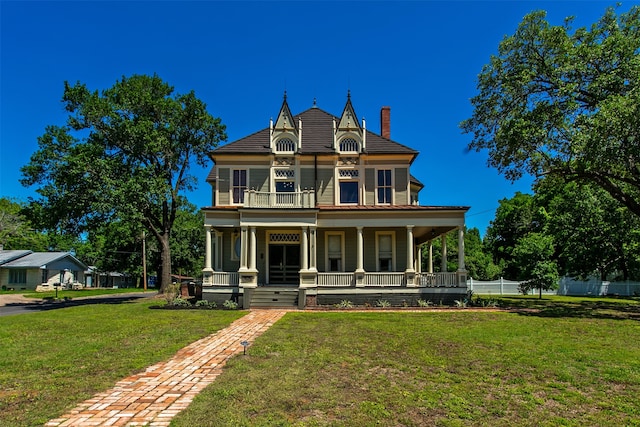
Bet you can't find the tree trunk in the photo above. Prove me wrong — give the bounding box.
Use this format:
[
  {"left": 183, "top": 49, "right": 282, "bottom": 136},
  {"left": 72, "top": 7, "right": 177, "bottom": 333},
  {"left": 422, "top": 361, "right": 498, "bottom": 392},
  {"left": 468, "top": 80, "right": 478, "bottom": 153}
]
[{"left": 158, "top": 232, "right": 172, "bottom": 293}]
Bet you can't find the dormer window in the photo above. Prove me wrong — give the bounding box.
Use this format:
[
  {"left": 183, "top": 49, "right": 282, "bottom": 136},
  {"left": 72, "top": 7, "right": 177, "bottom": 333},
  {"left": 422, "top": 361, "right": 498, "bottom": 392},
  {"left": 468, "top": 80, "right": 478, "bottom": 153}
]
[
  {"left": 339, "top": 137, "right": 359, "bottom": 152},
  {"left": 275, "top": 138, "right": 296, "bottom": 153}
]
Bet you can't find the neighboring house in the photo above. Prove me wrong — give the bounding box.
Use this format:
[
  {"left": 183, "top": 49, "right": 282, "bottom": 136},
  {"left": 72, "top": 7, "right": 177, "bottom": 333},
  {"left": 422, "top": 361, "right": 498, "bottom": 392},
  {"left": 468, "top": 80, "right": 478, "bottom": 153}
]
[
  {"left": 0, "top": 250, "right": 88, "bottom": 291},
  {"left": 202, "top": 93, "right": 469, "bottom": 308}
]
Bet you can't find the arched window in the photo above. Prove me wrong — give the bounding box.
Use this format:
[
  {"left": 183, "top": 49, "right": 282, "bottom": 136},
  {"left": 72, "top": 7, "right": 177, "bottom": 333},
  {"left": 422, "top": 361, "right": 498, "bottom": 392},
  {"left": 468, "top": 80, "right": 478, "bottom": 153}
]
[
  {"left": 276, "top": 138, "right": 296, "bottom": 152},
  {"left": 339, "top": 137, "right": 359, "bottom": 152}
]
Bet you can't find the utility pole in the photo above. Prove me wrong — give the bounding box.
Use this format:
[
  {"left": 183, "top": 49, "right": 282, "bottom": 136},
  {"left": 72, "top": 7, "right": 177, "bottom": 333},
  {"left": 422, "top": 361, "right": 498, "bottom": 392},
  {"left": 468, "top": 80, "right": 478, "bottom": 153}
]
[{"left": 142, "top": 231, "right": 147, "bottom": 291}]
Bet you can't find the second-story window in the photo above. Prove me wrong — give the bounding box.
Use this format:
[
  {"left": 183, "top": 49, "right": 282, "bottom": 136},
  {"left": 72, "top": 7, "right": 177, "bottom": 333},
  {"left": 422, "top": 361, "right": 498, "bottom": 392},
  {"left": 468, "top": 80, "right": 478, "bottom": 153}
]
[
  {"left": 377, "top": 169, "right": 392, "bottom": 204},
  {"left": 232, "top": 169, "right": 247, "bottom": 204},
  {"left": 338, "top": 168, "right": 359, "bottom": 204}
]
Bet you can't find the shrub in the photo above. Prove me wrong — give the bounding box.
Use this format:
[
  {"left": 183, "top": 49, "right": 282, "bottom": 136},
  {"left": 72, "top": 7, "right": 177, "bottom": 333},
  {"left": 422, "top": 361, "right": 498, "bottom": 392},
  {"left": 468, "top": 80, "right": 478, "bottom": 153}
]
[
  {"left": 334, "top": 300, "right": 354, "bottom": 309},
  {"left": 162, "top": 283, "right": 181, "bottom": 304},
  {"left": 223, "top": 299, "right": 238, "bottom": 310},
  {"left": 195, "top": 300, "right": 217, "bottom": 309},
  {"left": 375, "top": 299, "right": 391, "bottom": 308},
  {"left": 417, "top": 299, "right": 432, "bottom": 307},
  {"left": 171, "top": 297, "right": 192, "bottom": 308}
]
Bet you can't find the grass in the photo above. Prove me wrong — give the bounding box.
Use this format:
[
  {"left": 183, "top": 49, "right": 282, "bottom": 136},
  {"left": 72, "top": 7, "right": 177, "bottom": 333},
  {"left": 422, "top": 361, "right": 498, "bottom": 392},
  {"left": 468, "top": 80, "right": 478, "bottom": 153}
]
[
  {"left": 13, "top": 287, "right": 158, "bottom": 299},
  {"left": 0, "top": 299, "right": 244, "bottom": 427},
  {"left": 172, "top": 307, "right": 640, "bottom": 426},
  {"left": 2, "top": 296, "right": 639, "bottom": 426}
]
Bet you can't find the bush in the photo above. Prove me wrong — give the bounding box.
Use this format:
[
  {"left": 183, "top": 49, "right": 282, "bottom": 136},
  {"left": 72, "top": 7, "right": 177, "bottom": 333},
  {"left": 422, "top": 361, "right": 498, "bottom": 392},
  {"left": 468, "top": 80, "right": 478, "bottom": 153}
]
[
  {"left": 195, "top": 300, "right": 216, "bottom": 309},
  {"left": 171, "top": 297, "right": 192, "bottom": 308},
  {"left": 375, "top": 299, "right": 391, "bottom": 308},
  {"left": 223, "top": 300, "right": 238, "bottom": 310},
  {"left": 334, "top": 300, "right": 354, "bottom": 309},
  {"left": 417, "top": 299, "right": 432, "bottom": 307}
]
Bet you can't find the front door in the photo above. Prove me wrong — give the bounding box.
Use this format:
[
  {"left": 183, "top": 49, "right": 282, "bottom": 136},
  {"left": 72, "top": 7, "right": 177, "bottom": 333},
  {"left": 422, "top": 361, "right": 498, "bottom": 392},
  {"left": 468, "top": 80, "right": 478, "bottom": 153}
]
[{"left": 268, "top": 244, "right": 300, "bottom": 285}]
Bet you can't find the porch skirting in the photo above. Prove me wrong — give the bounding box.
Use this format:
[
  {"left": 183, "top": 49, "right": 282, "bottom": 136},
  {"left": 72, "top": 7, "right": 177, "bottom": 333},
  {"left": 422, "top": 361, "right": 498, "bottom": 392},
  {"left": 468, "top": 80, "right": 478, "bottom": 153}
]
[{"left": 202, "top": 285, "right": 467, "bottom": 309}]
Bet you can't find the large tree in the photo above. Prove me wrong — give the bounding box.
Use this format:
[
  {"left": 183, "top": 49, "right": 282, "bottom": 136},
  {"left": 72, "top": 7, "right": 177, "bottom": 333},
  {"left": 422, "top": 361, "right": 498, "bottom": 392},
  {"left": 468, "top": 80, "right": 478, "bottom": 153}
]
[
  {"left": 21, "top": 75, "right": 226, "bottom": 291},
  {"left": 462, "top": 6, "right": 640, "bottom": 217},
  {"left": 0, "top": 198, "right": 48, "bottom": 251},
  {"left": 484, "top": 192, "right": 546, "bottom": 278},
  {"left": 537, "top": 178, "right": 640, "bottom": 280}
]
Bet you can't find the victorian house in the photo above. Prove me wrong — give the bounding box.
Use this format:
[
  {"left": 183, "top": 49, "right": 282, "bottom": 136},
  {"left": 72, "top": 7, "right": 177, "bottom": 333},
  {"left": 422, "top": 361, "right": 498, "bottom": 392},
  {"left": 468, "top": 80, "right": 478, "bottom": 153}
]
[{"left": 201, "top": 93, "right": 469, "bottom": 308}]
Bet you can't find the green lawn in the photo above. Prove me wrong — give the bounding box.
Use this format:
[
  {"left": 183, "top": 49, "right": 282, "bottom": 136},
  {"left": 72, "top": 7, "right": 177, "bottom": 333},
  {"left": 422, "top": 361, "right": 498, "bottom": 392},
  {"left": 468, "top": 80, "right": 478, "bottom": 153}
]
[
  {"left": 172, "top": 306, "right": 640, "bottom": 426},
  {"left": 2, "top": 297, "right": 639, "bottom": 427},
  {"left": 15, "top": 287, "right": 158, "bottom": 299},
  {"left": 0, "top": 300, "right": 244, "bottom": 427}
]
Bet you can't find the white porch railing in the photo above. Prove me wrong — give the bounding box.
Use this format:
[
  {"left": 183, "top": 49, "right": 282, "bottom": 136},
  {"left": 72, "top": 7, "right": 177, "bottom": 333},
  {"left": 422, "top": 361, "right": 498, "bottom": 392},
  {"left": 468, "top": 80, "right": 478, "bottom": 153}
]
[
  {"left": 244, "top": 190, "right": 315, "bottom": 208},
  {"left": 419, "top": 272, "right": 458, "bottom": 287},
  {"left": 205, "top": 271, "right": 462, "bottom": 287},
  {"left": 317, "top": 273, "right": 354, "bottom": 287},
  {"left": 364, "top": 272, "right": 406, "bottom": 287},
  {"left": 210, "top": 272, "right": 239, "bottom": 286}
]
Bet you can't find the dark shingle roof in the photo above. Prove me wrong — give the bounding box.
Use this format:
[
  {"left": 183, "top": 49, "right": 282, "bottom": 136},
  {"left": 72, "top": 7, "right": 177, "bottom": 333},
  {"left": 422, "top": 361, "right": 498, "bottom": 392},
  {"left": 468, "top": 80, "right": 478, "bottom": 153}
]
[{"left": 212, "top": 107, "right": 418, "bottom": 156}]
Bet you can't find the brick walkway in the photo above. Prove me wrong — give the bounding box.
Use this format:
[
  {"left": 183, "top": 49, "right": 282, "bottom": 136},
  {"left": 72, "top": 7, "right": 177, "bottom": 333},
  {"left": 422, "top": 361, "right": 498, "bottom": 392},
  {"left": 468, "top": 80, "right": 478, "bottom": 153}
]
[{"left": 46, "top": 310, "right": 288, "bottom": 427}]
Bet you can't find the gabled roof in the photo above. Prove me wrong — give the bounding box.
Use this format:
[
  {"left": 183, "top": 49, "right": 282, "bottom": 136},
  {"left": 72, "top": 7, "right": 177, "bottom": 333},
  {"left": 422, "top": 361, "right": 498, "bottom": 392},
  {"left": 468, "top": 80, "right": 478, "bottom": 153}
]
[
  {"left": 212, "top": 107, "right": 418, "bottom": 156},
  {"left": 1, "top": 251, "right": 88, "bottom": 270},
  {"left": 0, "top": 250, "right": 33, "bottom": 266},
  {"left": 273, "top": 92, "right": 298, "bottom": 135}
]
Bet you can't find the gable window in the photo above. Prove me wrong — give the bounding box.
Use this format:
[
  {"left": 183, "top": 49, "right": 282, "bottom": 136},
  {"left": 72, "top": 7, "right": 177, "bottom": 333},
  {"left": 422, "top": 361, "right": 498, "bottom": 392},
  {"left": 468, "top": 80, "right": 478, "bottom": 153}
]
[
  {"left": 276, "top": 138, "right": 296, "bottom": 152},
  {"left": 376, "top": 232, "right": 395, "bottom": 272},
  {"left": 339, "top": 137, "right": 359, "bottom": 152},
  {"left": 9, "top": 269, "right": 27, "bottom": 284},
  {"left": 326, "top": 232, "right": 344, "bottom": 272},
  {"left": 377, "top": 169, "right": 392, "bottom": 204},
  {"left": 232, "top": 170, "right": 247, "bottom": 204}
]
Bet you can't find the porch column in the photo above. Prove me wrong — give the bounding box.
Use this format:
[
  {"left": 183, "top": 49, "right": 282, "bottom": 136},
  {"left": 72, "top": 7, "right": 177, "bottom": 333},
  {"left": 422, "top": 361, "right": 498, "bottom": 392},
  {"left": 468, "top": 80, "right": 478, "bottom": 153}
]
[
  {"left": 356, "top": 226, "right": 364, "bottom": 272},
  {"left": 428, "top": 241, "right": 433, "bottom": 273},
  {"left": 249, "top": 226, "right": 257, "bottom": 271},
  {"left": 441, "top": 234, "right": 447, "bottom": 272},
  {"left": 301, "top": 226, "right": 309, "bottom": 270},
  {"left": 457, "top": 226, "right": 467, "bottom": 287},
  {"left": 405, "top": 225, "right": 415, "bottom": 273},
  {"left": 202, "top": 225, "right": 214, "bottom": 285},
  {"left": 204, "top": 225, "right": 213, "bottom": 271},
  {"left": 309, "top": 226, "right": 317, "bottom": 271},
  {"left": 457, "top": 227, "right": 465, "bottom": 271},
  {"left": 239, "top": 226, "right": 249, "bottom": 271}
]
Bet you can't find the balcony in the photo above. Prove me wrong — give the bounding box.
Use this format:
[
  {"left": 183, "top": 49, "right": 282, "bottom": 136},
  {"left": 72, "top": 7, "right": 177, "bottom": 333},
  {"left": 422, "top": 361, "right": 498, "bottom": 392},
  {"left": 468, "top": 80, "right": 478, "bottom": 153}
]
[{"left": 243, "top": 190, "right": 315, "bottom": 208}]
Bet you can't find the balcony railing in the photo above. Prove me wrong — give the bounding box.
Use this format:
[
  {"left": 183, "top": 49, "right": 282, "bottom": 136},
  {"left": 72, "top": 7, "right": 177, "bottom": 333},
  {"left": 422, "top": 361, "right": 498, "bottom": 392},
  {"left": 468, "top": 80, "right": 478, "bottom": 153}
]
[{"left": 244, "top": 190, "right": 315, "bottom": 208}]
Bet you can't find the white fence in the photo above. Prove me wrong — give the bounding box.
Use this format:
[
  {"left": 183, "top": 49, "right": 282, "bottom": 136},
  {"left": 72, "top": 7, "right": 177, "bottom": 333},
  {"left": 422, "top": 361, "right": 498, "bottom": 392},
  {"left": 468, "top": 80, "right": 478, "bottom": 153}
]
[
  {"left": 468, "top": 277, "right": 640, "bottom": 297},
  {"left": 558, "top": 277, "right": 640, "bottom": 297}
]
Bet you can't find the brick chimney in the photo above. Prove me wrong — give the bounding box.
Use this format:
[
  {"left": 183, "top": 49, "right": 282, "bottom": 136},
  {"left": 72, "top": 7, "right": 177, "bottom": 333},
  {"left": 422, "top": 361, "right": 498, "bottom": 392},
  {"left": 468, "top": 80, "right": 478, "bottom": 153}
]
[{"left": 380, "top": 106, "right": 391, "bottom": 139}]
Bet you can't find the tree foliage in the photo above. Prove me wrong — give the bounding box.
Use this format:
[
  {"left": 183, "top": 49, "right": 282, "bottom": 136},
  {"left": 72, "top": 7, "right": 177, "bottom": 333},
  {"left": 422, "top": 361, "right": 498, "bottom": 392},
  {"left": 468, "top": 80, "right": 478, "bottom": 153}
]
[
  {"left": 462, "top": 6, "right": 640, "bottom": 217},
  {"left": 537, "top": 178, "right": 640, "bottom": 280},
  {"left": 512, "top": 232, "right": 559, "bottom": 298},
  {"left": 21, "top": 75, "right": 226, "bottom": 291},
  {"left": 484, "top": 192, "right": 546, "bottom": 278},
  {"left": 0, "top": 198, "right": 49, "bottom": 251}
]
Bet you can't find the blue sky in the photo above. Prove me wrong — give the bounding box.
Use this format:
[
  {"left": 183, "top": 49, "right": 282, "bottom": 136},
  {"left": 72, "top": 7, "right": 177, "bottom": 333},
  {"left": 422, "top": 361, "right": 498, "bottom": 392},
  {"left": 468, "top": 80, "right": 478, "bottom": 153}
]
[{"left": 0, "top": 1, "right": 629, "bottom": 235}]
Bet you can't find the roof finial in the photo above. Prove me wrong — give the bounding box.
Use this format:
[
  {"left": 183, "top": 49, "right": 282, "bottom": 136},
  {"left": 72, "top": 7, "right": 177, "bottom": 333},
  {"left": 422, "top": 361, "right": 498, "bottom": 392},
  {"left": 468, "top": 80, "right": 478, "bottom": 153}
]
[
  {"left": 312, "top": 97, "right": 317, "bottom": 108},
  {"left": 347, "top": 89, "right": 351, "bottom": 100},
  {"left": 283, "top": 90, "right": 287, "bottom": 101}
]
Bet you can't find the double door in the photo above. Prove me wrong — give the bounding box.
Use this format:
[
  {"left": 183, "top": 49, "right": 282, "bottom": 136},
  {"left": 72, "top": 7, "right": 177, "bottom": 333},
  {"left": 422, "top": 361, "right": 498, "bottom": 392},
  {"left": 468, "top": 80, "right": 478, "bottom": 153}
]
[{"left": 268, "top": 244, "right": 300, "bottom": 285}]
